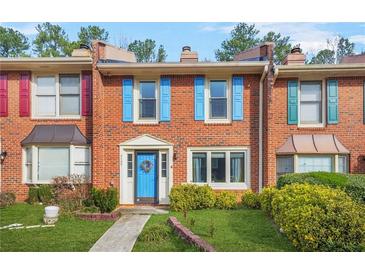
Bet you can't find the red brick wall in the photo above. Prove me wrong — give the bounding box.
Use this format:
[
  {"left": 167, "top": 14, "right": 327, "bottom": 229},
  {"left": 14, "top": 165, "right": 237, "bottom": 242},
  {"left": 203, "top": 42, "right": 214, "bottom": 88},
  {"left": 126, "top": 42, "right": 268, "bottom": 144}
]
[
  {"left": 92, "top": 73, "right": 261, "bottom": 194},
  {"left": 264, "top": 77, "right": 365, "bottom": 186},
  {"left": 0, "top": 71, "right": 92, "bottom": 201}
]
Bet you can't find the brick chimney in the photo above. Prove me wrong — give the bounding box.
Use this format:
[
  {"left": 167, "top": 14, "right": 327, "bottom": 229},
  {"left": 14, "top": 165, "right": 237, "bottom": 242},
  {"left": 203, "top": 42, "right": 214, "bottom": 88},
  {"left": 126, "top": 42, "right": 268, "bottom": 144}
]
[
  {"left": 72, "top": 44, "right": 92, "bottom": 57},
  {"left": 180, "top": 46, "right": 198, "bottom": 63},
  {"left": 283, "top": 45, "right": 306, "bottom": 65},
  {"left": 234, "top": 42, "right": 275, "bottom": 63}
]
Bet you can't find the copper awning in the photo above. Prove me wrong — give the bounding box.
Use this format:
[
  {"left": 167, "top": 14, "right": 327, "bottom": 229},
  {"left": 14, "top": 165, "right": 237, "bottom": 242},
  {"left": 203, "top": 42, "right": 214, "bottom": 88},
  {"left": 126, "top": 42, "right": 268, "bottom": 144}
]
[
  {"left": 276, "top": 135, "right": 349, "bottom": 155},
  {"left": 21, "top": 125, "right": 90, "bottom": 146}
]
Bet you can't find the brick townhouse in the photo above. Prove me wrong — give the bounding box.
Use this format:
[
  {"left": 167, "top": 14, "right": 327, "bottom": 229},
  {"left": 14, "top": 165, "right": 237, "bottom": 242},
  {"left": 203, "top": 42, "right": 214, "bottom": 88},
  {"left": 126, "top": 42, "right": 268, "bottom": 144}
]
[{"left": 0, "top": 41, "right": 364, "bottom": 204}]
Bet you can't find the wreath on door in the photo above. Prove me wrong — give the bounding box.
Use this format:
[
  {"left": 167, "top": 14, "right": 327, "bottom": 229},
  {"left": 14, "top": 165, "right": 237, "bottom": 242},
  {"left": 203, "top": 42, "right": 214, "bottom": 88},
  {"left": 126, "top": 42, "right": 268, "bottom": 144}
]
[{"left": 140, "top": 160, "right": 153, "bottom": 173}]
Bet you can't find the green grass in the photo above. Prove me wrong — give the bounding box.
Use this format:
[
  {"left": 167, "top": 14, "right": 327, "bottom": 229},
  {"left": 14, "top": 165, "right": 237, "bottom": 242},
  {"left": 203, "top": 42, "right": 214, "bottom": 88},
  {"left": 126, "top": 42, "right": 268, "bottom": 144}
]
[
  {"left": 134, "top": 208, "right": 295, "bottom": 252},
  {"left": 0, "top": 203, "right": 113, "bottom": 252}
]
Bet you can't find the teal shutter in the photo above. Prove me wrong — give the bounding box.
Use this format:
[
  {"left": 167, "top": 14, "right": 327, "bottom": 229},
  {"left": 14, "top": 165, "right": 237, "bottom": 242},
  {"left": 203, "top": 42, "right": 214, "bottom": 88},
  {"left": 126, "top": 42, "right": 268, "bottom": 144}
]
[
  {"left": 160, "top": 77, "right": 171, "bottom": 121},
  {"left": 122, "top": 79, "right": 133, "bottom": 122},
  {"left": 327, "top": 79, "right": 338, "bottom": 124},
  {"left": 232, "top": 76, "right": 244, "bottom": 120},
  {"left": 194, "top": 76, "right": 205, "bottom": 120},
  {"left": 288, "top": 80, "right": 298, "bottom": 124}
]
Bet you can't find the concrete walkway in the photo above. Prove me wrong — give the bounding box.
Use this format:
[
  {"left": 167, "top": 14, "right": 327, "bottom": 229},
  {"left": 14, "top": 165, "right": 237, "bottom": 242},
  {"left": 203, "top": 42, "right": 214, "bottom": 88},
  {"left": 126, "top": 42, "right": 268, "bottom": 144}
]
[{"left": 89, "top": 214, "right": 151, "bottom": 252}]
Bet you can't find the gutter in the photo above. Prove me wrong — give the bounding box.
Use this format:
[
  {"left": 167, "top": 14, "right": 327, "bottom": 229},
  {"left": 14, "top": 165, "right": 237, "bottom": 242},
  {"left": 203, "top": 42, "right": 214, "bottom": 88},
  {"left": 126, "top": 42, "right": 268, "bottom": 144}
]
[{"left": 258, "top": 65, "right": 269, "bottom": 192}]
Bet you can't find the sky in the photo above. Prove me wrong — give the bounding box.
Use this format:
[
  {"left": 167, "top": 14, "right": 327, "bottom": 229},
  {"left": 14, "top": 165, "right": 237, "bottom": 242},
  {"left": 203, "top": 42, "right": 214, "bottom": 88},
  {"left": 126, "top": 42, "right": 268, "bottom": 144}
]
[{"left": 1, "top": 22, "right": 365, "bottom": 61}]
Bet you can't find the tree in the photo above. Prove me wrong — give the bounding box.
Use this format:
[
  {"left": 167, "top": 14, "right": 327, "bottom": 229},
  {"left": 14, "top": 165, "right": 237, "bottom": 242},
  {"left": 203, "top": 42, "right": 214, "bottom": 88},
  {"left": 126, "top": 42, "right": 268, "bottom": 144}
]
[
  {"left": 261, "top": 31, "right": 291, "bottom": 65},
  {"left": 215, "top": 23, "right": 260, "bottom": 61},
  {"left": 309, "top": 49, "right": 335, "bottom": 64},
  {"left": 0, "top": 26, "right": 29, "bottom": 57},
  {"left": 78, "top": 25, "right": 109, "bottom": 47},
  {"left": 128, "top": 39, "right": 167, "bottom": 62},
  {"left": 33, "top": 22, "right": 71, "bottom": 57},
  {"left": 336, "top": 37, "right": 355, "bottom": 62}
]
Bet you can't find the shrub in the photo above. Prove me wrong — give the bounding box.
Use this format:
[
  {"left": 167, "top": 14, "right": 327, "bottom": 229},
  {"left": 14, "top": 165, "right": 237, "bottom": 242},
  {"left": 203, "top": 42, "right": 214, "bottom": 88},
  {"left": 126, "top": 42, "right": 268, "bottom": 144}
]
[
  {"left": 259, "top": 186, "right": 278, "bottom": 215},
  {"left": 37, "top": 185, "right": 54, "bottom": 204},
  {"left": 271, "top": 184, "right": 365, "bottom": 251},
  {"left": 0, "top": 192, "right": 16, "bottom": 208},
  {"left": 27, "top": 187, "right": 39, "bottom": 204},
  {"left": 215, "top": 191, "right": 237, "bottom": 209},
  {"left": 194, "top": 185, "right": 216, "bottom": 209},
  {"left": 91, "top": 187, "right": 118, "bottom": 213},
  {"left": 344, "top": 175, "right": 365, "bottom": 203},
  {"left": 139, "top": 223, "right": 171, "bottom": 242},
  {"left": 241, "top": 190, "right": 260, "bottom": 209}
]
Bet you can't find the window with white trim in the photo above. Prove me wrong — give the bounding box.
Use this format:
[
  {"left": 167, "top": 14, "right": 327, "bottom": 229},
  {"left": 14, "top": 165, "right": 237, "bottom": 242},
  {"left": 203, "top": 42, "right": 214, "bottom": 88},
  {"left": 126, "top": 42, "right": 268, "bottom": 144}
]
[
  {"left": 127, "top": 153, "right": 133, "bottom": 177},
  {"left": 205, "top": 78, "right": 231, "bottom": 123},
  {"left": 338, "top": 155, "right": 348, "bottom": 173},
  {"left": 276, "top": 156, "right": 294, "bottom": 179},
  {"left": 33, "top": 74, "right": 81, "bottom": 118},
  {"left": 134, "top": 79, "right": 159, "bottom": 123},
  {"left": 161, "top": 153, "right": 167, "bottom": 178},
  {"left": 298, "top": 155, "right": 333, "bottom": 172},
  {"left": 299, "top": 81, "right": 323, "bottom": 124},
  {"left": 23, "top": 145, "right": 90, "bottom": 183},
  {"left": 189, "top": 147, "right": 249, "bottom": 188}
]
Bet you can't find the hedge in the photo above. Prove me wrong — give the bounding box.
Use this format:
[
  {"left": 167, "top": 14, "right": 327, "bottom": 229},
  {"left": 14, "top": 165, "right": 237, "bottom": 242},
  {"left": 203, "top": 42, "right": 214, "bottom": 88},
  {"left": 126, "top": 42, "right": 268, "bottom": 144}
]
[{"left": 277, "top": 172, "right": 365, "bottom": 203}]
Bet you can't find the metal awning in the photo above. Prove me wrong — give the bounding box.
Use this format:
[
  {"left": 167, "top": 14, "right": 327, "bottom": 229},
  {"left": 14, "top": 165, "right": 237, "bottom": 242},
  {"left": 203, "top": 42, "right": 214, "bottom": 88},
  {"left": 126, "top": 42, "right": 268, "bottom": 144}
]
[
  {"left": 21, "top": 125, "right": 90, "bottom": 146},
  {"left": 276, "top": 134, "right": 349, "bottom": 155}
]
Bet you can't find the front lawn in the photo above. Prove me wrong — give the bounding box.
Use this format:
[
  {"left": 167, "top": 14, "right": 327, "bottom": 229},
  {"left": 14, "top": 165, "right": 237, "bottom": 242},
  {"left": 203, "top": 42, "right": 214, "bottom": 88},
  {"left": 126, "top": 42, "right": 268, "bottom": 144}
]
[
  {"left": 0, "top": 203, "right": 113, "bottom": 252},
  {"left": 134, "top": 208, "right": 294, "bottom": 252}
]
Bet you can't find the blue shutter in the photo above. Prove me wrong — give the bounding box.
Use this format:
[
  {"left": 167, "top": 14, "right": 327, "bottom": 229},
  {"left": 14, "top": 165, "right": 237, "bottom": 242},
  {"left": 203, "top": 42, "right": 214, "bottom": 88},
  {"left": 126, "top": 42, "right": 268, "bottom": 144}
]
[
  {"left": 327, "top": 79, "right": 338, "bottom": 124},
  {"left": 160, "top": 77, "right": 171, "bottom": 121},
  {"left": 288, "top": 80, "right": 298, "bottom": 124},
  {"left": 232, "top": 76, "right": 244, "bottom": 120},
  {"left": 194, "top": 76, "right": 205, "bottom": 120},
  {"left": 122, "top": 79, "right": 133, "bottom": 122}
]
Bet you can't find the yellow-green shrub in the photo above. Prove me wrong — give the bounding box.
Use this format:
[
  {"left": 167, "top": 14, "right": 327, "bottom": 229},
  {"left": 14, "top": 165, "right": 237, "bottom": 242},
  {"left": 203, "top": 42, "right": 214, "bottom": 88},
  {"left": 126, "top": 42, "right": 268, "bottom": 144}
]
[
  {"left": 241, "top": 190, "right": 260, "bottom": 209},
  {"left": 215, "top": 191, "right": 237, "bottom": 209},
  {"left": 259, "top": 186, "right": 278, "bottom": 215},
  {"left": 271, "top": 184, "right": 365, "bottom": 251}
]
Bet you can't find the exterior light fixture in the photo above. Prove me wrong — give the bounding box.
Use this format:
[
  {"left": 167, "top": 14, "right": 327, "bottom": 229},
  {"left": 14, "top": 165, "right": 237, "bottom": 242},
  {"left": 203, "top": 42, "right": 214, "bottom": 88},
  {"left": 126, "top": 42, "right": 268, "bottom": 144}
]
[{"left": 0, "top": 151, "right": 7, "bottom": 162}]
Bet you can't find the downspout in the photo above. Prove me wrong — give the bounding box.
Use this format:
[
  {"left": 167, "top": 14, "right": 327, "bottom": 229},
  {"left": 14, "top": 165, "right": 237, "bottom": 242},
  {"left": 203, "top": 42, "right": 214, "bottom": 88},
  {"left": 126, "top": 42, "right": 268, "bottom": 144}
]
[{"left": 259, "top": 65, "right": 268, "bottom": 192}]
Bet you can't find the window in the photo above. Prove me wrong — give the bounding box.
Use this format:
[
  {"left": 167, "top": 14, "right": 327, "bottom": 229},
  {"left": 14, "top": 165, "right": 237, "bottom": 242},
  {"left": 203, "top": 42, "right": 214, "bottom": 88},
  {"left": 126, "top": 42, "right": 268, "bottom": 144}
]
[
  {"left": 139, "top": 81, "right": 156, "bottom": 119},
  {"left": 34, "top": 74, "right": 81, "bottom": 118},
  {"left": 189, "top": 148, "right": 249, "bottom": 188},
  {"left": 298, "top": 156, "right": 333, "bottom": 173},
  {"left": 276, "top": 156, "right": 294, "bottom": 178},
  {"left": 300, "top": 81, "right": 322, "bottom": 124},
  {"left": 338, "top": 155, "right": 348, "bottom": 173},
  {"left": 23, "top": 145, "right": 90, "bottom": 183},
  {"left": 161, "top": 153, "right": 167, "bottom": 177},
  {"left": 192, "top": 153, "right": 207, "bottom": 182},
  {"left": 127, "top": 153, "right": 133, "bottom": 177},
  {"left": 209, "top": 80, "right": 227, "bottom": 119}
]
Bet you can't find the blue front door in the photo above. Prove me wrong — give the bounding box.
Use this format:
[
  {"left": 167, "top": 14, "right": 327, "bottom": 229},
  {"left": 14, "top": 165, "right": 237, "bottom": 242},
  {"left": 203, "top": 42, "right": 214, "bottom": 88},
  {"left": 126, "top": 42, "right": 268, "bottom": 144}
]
[{"left": 136, "top": 152, "right": 158, "bottom": 203}]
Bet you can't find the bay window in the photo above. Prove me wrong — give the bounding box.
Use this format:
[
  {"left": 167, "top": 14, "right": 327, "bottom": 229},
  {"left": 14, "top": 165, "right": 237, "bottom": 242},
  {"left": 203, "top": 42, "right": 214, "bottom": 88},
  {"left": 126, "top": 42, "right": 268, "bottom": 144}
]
[{"left": 298, "top": 155, "right": 333, "bottom": 172}]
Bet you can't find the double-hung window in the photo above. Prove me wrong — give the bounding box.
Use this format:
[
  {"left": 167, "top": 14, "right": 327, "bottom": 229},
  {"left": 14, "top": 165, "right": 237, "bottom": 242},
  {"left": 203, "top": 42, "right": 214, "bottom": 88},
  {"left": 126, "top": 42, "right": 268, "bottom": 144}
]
[
  {"left": 139, "top": 81, "right": 156, "bottom": 119},
  {"left": 209, "top": 80, "right": 228, "bottom": 119},
  {"left": 34, "top": 74, "right": 81, "bottom": 118},
  {"left": 300, "top": 81, "right": 322, "bottom": 124}
]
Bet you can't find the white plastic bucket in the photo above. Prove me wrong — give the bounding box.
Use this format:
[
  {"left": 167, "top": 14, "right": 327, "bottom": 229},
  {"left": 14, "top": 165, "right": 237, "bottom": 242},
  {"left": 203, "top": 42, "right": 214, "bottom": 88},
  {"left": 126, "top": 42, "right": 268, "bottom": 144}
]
[{"left": 45, "top": 206, "right": 59, "bottom": 218}]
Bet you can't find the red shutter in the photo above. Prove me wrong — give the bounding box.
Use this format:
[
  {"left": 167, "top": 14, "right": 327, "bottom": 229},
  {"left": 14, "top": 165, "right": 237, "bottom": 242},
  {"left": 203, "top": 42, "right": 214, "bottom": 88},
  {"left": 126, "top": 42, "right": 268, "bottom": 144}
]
[
  {"left": 81, "top": 71, "right": 92, "bottom": 116},
  {"left": 19, "top": 72, "right": 30, "bottom": 117},
  {"left": 0, "top": 73, "right": 8, "bottom": 117}
]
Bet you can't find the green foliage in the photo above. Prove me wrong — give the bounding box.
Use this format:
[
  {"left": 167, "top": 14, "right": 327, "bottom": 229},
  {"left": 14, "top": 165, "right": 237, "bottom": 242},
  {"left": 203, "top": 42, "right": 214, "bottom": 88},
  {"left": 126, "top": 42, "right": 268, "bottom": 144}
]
[
  {"left": 261, "top": 31, "right": 291, "bottom": 65},
  {"left": 309, "top": 49, "right": 335, "bottom": 64},
  {"left": 37, "top": 185, "right": 54, "bottom": 204},
  {"left": 139, "top": 223, "right": 171, "bottom": 242},
  {"left": 277, "top": 172, "right": 365, "bottom": 203},
  {"left": 271, "top": 184, "right": 365, "bottom": 251},
  {"left": 81, "top": 206, "right": 100, "bottom": 213},
  {"left": 128, "top": 39, "right": 167, "bottom": 62},
  {"left": 0, "top": 192, "right": 16, "bottom": 208},
  {"left": 208, "top": 219, "right": 217, "bottom": 238},
  {"left": 241, "top": 190, "right": 261, "bottom": 209},
  {"left": 91, "top": 187, "right": 118, "bottom": 213},
  {"left": 78, "top": 25, "right": 109, "bottom": 47},
  {"left": 259, "top": 187, "right": 278, "bottom": 215},
  {"left": 337, "top": 36, "right": 355, "bottom": 61},
  {"left": 28, "top": 188, "right": 39, "bottom": 204},
  {"left": 33, "top": 22, "right": 71, "bottom": 57},
  {"left": 0, "top": 26, "right": 29, "bottom": 57},
  {"left": 169, "top": 184, "right": 215, "bottom": 212},
  {"left": 215, "top": 191, "right": 237, "bottom": 209}
]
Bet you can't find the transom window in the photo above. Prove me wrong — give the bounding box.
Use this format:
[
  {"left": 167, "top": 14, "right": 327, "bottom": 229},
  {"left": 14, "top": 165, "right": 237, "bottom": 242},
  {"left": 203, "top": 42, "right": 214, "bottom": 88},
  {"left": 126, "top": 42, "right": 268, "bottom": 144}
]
[
  {"left": 300, "top": 81, "right": 322, "bottom": 124},
  {"left": 209, "top": 80, "right": 227, "bottom": 119},
  {"left": 139, "top": 81, "right": 156, "bottom": 119},
  {"left": 34, "top": 74, "right": 81, "bottom": 117}
]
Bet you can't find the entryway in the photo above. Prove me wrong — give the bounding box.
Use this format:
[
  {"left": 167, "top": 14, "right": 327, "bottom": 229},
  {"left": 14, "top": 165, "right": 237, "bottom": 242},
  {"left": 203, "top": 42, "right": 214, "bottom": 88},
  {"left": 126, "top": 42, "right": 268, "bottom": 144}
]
[{"left": 135, "top": 151, "right": 158, "bottom": 204}]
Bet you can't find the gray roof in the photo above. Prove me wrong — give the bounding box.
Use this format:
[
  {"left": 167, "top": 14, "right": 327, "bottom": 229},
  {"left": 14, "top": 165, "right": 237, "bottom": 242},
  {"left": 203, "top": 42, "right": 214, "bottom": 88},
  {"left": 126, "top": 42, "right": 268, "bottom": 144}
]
[{"left": 21, "top": 125, "right": 90, "bottom": 146}]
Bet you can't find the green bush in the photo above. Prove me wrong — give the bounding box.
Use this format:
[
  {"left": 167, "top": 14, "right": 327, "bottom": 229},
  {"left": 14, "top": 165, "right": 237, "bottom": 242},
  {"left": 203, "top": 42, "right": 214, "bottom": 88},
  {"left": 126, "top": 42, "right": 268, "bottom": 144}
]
[
  {"left": 169, "top": 184, "right": 215, "bottom": 212},
  {"left": 37, "top": 185, "right": 54, "bottom": 204},
  {"left": 0, "top": 192, "right": 16, "bottom": 208},
  {"left": 91, "top": 187, "right": 118, "bottom": 213},
  {"left": 271, "top": 184, "right": 365, "bottom": 251},
  {"left": 277, "top": 172, "right": 365, "bottom": 203},
  {"left": 215, "top": 191, "right": 237, "bottom": 209},
  {"left": 241, "top": 190, "right": 260, "bottom": 209},
  {"left": 259, "top": 187, "right": 278, "bottom": 215},
  {"left": 139, "top": 223, "right": 171, "bottom": 242},
  {"left": 27, "top": 188, "right": 39, "bottom": 204}
]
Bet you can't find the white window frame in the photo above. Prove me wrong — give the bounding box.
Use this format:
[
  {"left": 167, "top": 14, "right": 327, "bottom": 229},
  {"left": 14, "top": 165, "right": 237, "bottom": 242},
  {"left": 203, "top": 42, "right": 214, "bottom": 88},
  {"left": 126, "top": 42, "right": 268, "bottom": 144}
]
[
  {"left": 31, "top": 73, "right": 82, "bottom": 119},
  {"left": 298, "top": 79, "right": 326, "bottom": 128},
  {"left": 205, "top": 77, "right": 232, "bottom": 124},
  {"left": 133, "top": 78, "right": 160, "bottom": 124},
  {"left": 187, "top": 147, "right": 250, "bottom": 190},
  {"left": 22, "top": 145, "right": 91, "bottom": 184}
]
